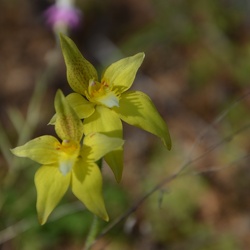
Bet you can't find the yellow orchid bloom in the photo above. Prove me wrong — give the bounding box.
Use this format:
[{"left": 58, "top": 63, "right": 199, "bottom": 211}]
[
  {"left": 11, "top": 90, "right": 124, "bottom": 225},
  {"left": 59, "top": 34, "right": 172, "bottom": 182}
]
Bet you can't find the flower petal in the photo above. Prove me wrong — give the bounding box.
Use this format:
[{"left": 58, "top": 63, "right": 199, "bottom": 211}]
[
  {"left": 11, "top": 135, "right": 59, "bottom": 165},
  {"left": 102, "top": 52, "right": 145, "bottom": 94},
  {"left": 83, "top": 105, "right": 122, "bottom": 139},
  {"left": 82, "top": 133, "right": 124, "bottom": 162},
  {"left": 48, "top": 93, "right": 95, "bottom": 125},
  {"left": 72, "top": 161, "right": 108, "bottom": 221},
  {"left": 114, "top": 91, "right": 172, "bottom": 150},
  {"left": 60, "top": 34, "right": 98, "bottom": 95},
  {"left": 54, "top": 89, "right": 84, "bottom": 142},
  {"left": 66, "top": 93, "right": 95, "bottom": 119},
  {"left": 82, "top": 106, "right": 123, "bottom": 182},
  {"left": 48, "top": 114, "right": 56, "bottom": 125},
  {"left": 91, "top": 91, "right": 119, "bottom": 108},
  {"left": 35, "top": 165, "right": 71, "bottom": 225}
]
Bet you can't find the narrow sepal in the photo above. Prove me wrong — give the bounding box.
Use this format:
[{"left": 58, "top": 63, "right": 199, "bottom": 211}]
[
  {"left": 11, "top": 135, "right": 59, "bottom": 165},
  {"left": 82, "top": 133, "right": 124, "bottom": 162},
  {"left": 72, "top": 162, "right": 109, "bottom": 221},
  {"left": 103, "top": 52, "right": 145, "bottom": 94},
  {"left": 60, "top": 33, "right": 98, "bottom": 94},
  {"left": 54, "top": 89, "right": 84, "bottom": 142},
  {"left": 82, "top": 106, "right": 124, "bottom": 181},
  {"left": 66, "top": 93, "right": 95, "bottom": 119},
  {"left": 48, "top": 93, "right": 95, "bottom": 125},
  {"left": 35, "top": 165, "right": 71, "bottom": 225},
  {"left": 114, "top": 91, "right": 172, "bottom": 149}
]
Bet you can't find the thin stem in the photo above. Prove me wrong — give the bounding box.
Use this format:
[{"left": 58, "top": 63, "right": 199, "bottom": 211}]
[
  {"left": 83, "top": 159, "right": 103, "bottom": 250},
  {"left": 89, "top": 123, "right": 250, "bottom": 247},
  {"left": 84, "top": 215, "right": 99, "bottom": 250}
]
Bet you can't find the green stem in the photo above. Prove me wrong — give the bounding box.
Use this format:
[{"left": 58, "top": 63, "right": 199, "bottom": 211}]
[
  {"left": 84, "top": 215, "right": 99, "bottom": 250},
  {"left": 83, "top": 158, "right": 103, "bottom": 250}
]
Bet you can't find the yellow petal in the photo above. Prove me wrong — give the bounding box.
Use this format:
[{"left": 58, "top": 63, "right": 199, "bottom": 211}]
[
  {"left": 83, "top": 105, "right": 122, "bottom": 138},
  {"left": 60, "top": 34, "right": 98, "bottom": 95},
  {"left": 82, "top": 106, "right": 123, "bottom": 182},
  {"left": 72, "top": 161, "right": 109, "bottom": 221},
  {"left": 114, "top": 91, "right": 172, "bottom": 150},
  {"left": 54, "top": 89, "right": 84, "bottom": 142},
  {"left": 48, "top": 114, "right": 56, "bottom": 125},
  {"left": 105, "top": 150, "right": 124, "bottom": 182},
  {"left": 66, "top": 93, "right": 95, "bottom": 119},
  {"left": 11, "top": 135, "right": 59, "bottom": 165},
  {"left": 82, "top": 133, "right": 124, "bottom": 162},
  {"left": 58, "top": 140, "right": 80, "bottom": 175},
  {"left": 48, "top": 93, "right": 95, "bottom": 125},
  {"left": 102, "top": 52, "right": 145, "bottom": 94},
  {"left": 35, "top": 165, "right": 71, "bottom": 225}
]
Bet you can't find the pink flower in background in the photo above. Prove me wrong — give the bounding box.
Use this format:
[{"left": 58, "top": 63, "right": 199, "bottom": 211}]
[{"left": 44, "top": 0, "right": 82, "bottom": 30}]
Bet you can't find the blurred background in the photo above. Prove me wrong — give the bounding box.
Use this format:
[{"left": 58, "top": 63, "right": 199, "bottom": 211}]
[{"left": 1, "top": 0, "right": 250, "bottom": 249}]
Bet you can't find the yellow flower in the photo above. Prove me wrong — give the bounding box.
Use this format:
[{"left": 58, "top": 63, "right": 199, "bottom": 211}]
[
  {"left": 59, "top": 34, "right": 171, "bottom": 182},
  {"left": 11, "top": 90, "right": 123, "bottom": 225}
]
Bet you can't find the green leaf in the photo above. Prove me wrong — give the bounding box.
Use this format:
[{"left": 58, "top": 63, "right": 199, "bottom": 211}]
[
  {"left": 54, "top": 89, "right": 83, "bottom": 142},
  {"left": 60, "top": 33, "right": 98, "bottom": 94},
  {"left": 35, "top": 165, "right": 71, "bottom": 225},
  {"left": 72, "top": 161, "right": 109, "bottom": 221},
  {"left": 114, "top": 91, "right": 172, "bottom": 149},
  {"left": 11, "top": 135, "right": 59, "bottom": 165},
  {"left": 102, "top": 52, "right": 145, "bottom": 94}
]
